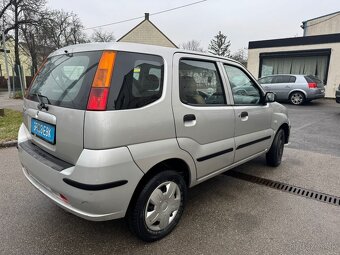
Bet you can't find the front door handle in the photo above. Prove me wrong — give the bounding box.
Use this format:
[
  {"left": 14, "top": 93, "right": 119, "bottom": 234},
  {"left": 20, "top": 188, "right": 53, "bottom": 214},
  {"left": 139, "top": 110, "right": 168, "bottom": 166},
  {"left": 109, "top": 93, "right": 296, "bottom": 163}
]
[{"left": 183, "top": 114, "right": 196, "bottom": 122}]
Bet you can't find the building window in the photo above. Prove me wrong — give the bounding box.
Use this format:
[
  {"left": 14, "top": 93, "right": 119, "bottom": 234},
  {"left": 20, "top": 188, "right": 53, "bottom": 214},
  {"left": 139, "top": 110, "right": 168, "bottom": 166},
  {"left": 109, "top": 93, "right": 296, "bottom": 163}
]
[{"left": 259, "top": 50, "right": 330, "bottom": 84}]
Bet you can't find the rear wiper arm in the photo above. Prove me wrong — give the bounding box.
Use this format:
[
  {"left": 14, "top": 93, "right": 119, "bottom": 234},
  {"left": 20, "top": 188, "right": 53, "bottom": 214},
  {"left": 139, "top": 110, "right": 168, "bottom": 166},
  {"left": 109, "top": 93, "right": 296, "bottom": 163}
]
[{"left": 35, "top": 93, "right": 51, "bottom": 111}]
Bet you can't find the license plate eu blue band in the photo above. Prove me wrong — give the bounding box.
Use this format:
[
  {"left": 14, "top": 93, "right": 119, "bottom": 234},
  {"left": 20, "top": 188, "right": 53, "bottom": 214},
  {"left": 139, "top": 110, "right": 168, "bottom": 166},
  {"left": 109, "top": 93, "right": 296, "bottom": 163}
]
[{"left": 31, "top": 118, "right": 56, "bottom": 144}]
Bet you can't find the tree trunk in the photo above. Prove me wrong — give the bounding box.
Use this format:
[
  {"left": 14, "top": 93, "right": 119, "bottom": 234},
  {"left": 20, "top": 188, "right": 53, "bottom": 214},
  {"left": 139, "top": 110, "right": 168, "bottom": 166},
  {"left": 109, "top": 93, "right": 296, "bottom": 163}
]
[
  {"left": 31, "top": 36, "right": 38, "bottom": 75},
  {"left": 14, "top": 0, "right": 22, "bottom": 92},
  {"left": 14, "top": 1, "right": 21, "bottom": 69}
]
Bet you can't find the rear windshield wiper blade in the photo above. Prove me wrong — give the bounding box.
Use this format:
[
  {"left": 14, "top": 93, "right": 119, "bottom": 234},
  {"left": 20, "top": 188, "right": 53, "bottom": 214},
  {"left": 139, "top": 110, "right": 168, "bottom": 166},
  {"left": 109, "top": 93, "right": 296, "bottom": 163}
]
[
  {"left": 33, "top": 93, "right": 51, "bottom": 105},
  {"left": 34, "top": 93, "right": 51, "bottom": 111}
]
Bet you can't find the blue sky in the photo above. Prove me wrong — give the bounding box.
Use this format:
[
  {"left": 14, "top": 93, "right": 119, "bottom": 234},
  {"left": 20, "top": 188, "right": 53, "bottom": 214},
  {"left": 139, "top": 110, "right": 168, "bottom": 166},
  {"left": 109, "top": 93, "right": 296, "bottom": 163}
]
[{"left": 48, "top": 0, "right": 340, "bottom": 53}]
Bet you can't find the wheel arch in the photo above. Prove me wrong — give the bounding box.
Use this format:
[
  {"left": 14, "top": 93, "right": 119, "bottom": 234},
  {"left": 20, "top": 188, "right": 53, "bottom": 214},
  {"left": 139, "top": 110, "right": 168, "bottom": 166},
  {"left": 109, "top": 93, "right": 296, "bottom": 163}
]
[
  {"left": 279, "top": 123, "right": 290, "bottom": 144},
  {"left": 288, "top": 89, "right": 307, "bottom": 100},
  {"left": 127, "top": 158, "right": 191, "bottom": 215}
]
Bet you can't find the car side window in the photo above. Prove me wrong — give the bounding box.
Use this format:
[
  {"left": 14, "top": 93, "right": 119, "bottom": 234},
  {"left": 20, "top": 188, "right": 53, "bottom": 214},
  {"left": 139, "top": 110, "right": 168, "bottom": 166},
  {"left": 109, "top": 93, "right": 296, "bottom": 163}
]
[
  {"left": 179, "top": 59, "right": 226, "bottom": 105},
  {"left": 109, "top": 52, "right": 164, "bottom": 110},
  {"left": 277, "top": 75, "right": 290, "bottom": 83},
  {"left": 258, "top": 76, "right": 273, "bottom": 84},
  {"left": 272, "top": 75, "right": 296, "bottom": 84},
  {"left": 224, "top": 65, "right": 262, "bottom": 105}
]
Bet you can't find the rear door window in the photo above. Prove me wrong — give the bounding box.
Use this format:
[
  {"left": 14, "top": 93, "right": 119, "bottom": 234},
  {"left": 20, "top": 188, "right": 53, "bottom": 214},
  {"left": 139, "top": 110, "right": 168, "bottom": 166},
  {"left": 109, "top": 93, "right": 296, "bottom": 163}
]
[
  {"left": 272, "top": 75, "right": 295, "bottom": 84},
  {"left": 108, "top": 52, "right": 164, "bottom": 110},
  {"left": 27, "top": 51, "right": 102, "bottom": 110}
]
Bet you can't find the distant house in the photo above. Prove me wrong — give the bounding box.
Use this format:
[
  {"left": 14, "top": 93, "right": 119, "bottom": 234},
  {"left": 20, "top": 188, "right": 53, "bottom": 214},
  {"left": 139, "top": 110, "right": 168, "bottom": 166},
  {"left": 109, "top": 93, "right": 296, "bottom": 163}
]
[
  {"left": 117, "top": 13, "right": 177, "bottom": 48},
  {"left": 247, "top": 11, "right": 340, "bottom": 98},
  {"left": 0, "top": 38, "right": 32, "bottom": 90},
  {"left": 301, "top": 11, "right": 340, "bottom": 36},
  {"left": 0, "top": 38, "right": 52, "bottom": 90}
]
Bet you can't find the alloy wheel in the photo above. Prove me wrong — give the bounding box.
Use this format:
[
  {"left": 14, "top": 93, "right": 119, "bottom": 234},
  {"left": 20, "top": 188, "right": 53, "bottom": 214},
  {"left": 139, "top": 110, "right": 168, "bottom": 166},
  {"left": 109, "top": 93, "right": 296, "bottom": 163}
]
[{"left": 290, "top": 93, "right": 304, "bottom": 105}]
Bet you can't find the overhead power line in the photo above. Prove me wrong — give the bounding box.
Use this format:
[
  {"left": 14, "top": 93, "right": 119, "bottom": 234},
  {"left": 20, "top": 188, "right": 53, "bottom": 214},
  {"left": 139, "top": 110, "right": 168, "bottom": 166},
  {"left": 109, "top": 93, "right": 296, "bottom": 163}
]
[{"left": 83, "top": 0, "right": 208, "bottom": 30}]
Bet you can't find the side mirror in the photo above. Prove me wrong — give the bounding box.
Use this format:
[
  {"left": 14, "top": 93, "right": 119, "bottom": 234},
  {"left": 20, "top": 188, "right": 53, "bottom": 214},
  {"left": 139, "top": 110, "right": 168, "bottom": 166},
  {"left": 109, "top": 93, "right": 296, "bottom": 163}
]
[{"left": 265, "top": 92, "right": 276, "bottom": 103}]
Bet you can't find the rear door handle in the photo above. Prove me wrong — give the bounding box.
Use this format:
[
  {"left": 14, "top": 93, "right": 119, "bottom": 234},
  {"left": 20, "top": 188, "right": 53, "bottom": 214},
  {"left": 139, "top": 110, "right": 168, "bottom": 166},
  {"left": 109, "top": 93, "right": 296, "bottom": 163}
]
[
  {"left": 239, "top": 112, "right": 248, "bottom": 118},
  {"left": 183, "top": 114, "right": 196, "bottom": 122}
]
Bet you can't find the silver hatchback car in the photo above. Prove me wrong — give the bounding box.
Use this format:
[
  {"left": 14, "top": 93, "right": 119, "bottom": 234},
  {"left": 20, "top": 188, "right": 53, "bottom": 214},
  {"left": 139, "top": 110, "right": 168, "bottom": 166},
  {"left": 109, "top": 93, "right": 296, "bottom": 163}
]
[
  {"left": 259, "top": 74, "right": 325, "bottom": 105},
  {"left": 18, "top": 42, "right": 290, "bottom": 241}
]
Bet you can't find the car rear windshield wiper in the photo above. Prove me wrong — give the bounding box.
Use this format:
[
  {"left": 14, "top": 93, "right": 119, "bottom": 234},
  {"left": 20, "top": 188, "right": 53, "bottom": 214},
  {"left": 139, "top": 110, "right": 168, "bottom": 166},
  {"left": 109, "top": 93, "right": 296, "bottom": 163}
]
[{"left": 35, "top": 93, "right": 51, "bottom": 111}]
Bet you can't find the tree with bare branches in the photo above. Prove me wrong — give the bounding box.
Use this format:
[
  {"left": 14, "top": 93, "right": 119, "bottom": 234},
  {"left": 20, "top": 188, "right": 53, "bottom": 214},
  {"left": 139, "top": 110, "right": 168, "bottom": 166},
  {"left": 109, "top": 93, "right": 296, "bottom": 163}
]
[
  {"left": 230, "top": 48, "right": 248, "bottom": 67},
  {"left": 1, "top": 0, "right": 45, "bottom": 80},
  {"left": 90, "top": 29, "right": 115, "bottom": 42},
  {"left": 40, "top": 10, "right": 88, "bottom": 49},
  {"left": 180, "top": 40, "right": 204, "bottom": 52}
]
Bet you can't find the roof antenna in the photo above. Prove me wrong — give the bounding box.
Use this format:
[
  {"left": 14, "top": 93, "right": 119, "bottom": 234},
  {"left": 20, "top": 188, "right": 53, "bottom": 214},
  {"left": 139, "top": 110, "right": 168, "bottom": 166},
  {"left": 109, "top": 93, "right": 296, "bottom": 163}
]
[{"left": 64, "top": 50, "right": 73, "bottom": 57}]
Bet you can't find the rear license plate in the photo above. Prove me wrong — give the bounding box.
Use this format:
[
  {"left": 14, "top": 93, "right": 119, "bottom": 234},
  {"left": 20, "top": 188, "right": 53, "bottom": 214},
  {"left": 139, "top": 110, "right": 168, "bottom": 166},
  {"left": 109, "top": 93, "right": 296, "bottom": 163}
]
[{"left": 31, "top": 118, "right": 56, "bottom": 144}]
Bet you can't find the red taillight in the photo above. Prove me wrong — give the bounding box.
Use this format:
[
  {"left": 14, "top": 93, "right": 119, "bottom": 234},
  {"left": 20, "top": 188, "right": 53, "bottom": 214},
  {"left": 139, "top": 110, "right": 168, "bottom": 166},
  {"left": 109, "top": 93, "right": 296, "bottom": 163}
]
[
  {"left": 308, "top": 82, "right": 317, "bottom": 88},
  {"left": 86, "top": 51, "right": 116, "bottom": 111},
  {"left": 87, "top": 88, "right": 109, "bottom": 110}
]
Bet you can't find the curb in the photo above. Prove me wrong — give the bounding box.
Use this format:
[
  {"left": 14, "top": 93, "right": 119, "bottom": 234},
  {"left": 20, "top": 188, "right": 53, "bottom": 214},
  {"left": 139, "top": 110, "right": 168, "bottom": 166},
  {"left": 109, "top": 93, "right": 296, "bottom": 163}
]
[{"left": 0, "top": 140, "right": 18, "bottom": 148}]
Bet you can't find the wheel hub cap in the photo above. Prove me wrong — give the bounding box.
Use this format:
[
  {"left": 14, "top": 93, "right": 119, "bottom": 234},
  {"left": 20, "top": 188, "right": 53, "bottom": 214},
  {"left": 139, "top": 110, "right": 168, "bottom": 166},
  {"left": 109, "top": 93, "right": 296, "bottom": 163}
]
[
  {"left": 161, "top": 202, "right": 168, "bottom": 211},
  {"left": 291, "top": 93, "right": 303, "bottom": 104},
  {"left": 145, "top": 181, "right": 181, "bottom": 231}
]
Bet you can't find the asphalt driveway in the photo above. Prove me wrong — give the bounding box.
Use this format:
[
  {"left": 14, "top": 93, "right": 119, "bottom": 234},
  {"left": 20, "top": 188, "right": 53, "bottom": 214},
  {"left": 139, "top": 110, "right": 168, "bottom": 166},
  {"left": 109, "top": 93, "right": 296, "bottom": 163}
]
[
  {"left": 285, "top": 99, "right": 340, "bottom": 156},
  {"left": 0, "top": 99, "right": 339, "bottom": 255}
]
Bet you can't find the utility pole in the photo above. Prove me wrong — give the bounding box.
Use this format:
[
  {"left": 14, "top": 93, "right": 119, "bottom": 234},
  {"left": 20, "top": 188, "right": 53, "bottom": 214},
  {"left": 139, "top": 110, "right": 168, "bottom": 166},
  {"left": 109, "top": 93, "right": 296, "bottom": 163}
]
[{"left": 2, "top": 17, "right": 11, "bottom": 98}]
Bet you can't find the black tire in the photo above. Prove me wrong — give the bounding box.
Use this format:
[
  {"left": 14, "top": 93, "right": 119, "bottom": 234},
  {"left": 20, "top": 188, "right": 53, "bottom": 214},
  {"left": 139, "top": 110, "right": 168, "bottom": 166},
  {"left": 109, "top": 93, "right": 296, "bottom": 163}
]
[
  {"left": 266, "top": 129, "right": 285, "bottom": 167},
  {"left": 289, "top": 91, "right": 305, "bottom": 105},
  {"left": 127, "top": 170, "right": 187, "bottom": 242}
]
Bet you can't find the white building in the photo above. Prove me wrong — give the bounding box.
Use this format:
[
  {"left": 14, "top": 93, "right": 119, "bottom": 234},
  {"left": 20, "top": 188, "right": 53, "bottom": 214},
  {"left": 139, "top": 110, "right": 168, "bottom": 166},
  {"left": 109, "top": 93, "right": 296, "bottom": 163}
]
[
  {"left": 248, "top": 11, "right": 340, "bottom": 98},
  {"left": 302, "top": 11, "right": 340, "bottom": 36}
]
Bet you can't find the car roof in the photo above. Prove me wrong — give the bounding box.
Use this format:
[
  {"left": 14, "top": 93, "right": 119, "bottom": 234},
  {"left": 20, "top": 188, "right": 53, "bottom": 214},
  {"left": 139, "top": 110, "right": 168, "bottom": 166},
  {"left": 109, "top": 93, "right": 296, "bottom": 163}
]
[
  {"left": 260, "top": 74, "right": 305, "bottom": 78},
  {"left": 49, "top": 42, "right": 239, "bottom": 64}
]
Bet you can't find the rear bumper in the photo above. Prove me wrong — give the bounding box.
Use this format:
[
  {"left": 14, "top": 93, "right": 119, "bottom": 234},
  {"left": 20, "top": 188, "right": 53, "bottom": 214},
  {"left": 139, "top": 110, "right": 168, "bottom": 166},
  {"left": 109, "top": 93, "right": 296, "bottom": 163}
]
[
  {"left": 18, "top": 124, "right": 144, "bottom": 221},
  {"left": 307, "top": 90, "right": 325, "bottom": 100}
]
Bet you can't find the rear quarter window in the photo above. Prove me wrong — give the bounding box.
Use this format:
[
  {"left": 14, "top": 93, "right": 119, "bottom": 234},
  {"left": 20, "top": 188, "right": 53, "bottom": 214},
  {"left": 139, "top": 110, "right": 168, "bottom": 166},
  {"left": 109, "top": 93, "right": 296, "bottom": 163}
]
[
  {"left": 108, "top": 52, "right": 164, "bottom": 110},
  {"left": 289, "top": 76, "right": 296, "bottom": 83}
]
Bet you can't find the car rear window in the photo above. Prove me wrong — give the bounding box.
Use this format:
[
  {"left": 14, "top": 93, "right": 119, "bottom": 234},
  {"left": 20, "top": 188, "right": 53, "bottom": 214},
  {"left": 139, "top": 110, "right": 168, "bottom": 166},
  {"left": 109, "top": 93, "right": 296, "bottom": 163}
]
[
  {"left": 305, "top": 75, "right": 322, "bottom": 83},
  {"left": 27, "top": 51, "right": 102, "bottom": 110},
  {"left": 107, "top": 52, "right": 164, "bottom": 110},
  {"left": 305, "top": 75, "right": 324, "bottom": 88}
]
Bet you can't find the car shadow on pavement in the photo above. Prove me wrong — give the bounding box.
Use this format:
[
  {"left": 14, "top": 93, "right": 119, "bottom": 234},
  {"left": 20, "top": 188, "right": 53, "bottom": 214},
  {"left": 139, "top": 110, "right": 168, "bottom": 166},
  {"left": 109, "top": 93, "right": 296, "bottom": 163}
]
[{"left": 22, "top": 168, "right": 259, "bottom": 254}]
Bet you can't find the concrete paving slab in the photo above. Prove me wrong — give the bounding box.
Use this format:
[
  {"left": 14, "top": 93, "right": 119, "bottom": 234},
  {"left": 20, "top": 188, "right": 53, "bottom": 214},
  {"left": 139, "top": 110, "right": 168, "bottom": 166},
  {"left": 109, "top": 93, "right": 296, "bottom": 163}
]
[{"left": 234, "top": 148, "right": 340, "bottom": 196}]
